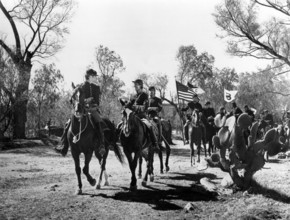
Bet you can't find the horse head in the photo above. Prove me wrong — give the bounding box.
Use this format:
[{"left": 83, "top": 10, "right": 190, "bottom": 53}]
[
  {"left": 70, "top": 82, "right": 85, "bottom": 119},
  {"left": 119, "top": 98, "right": 135, "bottom": 137},
  {"left": 191, "top": 110, "right": 203, "bottom": 127}
]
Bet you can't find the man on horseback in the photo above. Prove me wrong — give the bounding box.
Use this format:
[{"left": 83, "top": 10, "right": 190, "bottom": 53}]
[
  {"left": 262, "top": 109, "right": 274, "bottom": 127},
  {"left": 58, "top": 69, "right": 106, "bottom": 156},
  {"left": 230, "top": 102, "right": 243, "bottom": 119},
  {"left": 148, "top": 86, "right": 163, "bottom": 143},
  {"left": 125, "top": 79, "right": 159, "bottom": 149},
  {"left": 203, "top": 101, "right": 215, "bottom": 120},
  {"left": 181, "top": 94, "right": 203, "bottom": 144}
]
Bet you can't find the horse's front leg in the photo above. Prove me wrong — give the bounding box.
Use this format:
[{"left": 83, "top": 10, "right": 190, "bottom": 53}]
[
  {"left": 197, "top": 143, "right": 201, "bottom": 163},
  {"left": 158, "top": 146, "right": 164, "bottom": 174},
  {"left": 83, "top": 151, "right": 96, "bottom": 187},
  {"left": 190, "top": 140, "right": 195, "bottom": 166},
  {"left": 165, "top": 143, "right": 171, "bottom": 172},
  {"left": 72, "top": 151, "right": 82, "bottom": 195},
  {"left": 138, "top": 156, "right": 142, "bottom": 179}
]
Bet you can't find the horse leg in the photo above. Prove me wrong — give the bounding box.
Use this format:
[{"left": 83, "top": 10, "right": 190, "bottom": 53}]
[
  {"left": 138, "top": 156, "right": 142, "bottom": 179},
  {"left": 72, "top": 152, "right": 82, "bottom": 195},
  {"left": 165, "top": 143, "right": 171, "bottom": 172},
  {"left": 190, "top": 141, "right": 194, "bottom": 166},
  {"left": 197, "top": 143, "right": 201, "bottom": 163},
  {"left": 158, "top": 146, "right": 164, "bottom": 174},
  {"left": 95, "top": 149, "right": 106, "bottom": 189},
  {"left": 102, "top": 152, "right": 109, "bottom": 187},
  {"left": 203, "top": 136, "right": 207, "bottom": 158},
  {"left": 208, "top": 136, "right": 213, "bottom": 156},
  {"left": 130, "top": 153, "right": 138, "bottom": 190},
  {"left": 125, "top": 151, "right": 138, "bottom": 191},
  {"left": 83, "top": 151, "right": 96, "bottom": 187}
]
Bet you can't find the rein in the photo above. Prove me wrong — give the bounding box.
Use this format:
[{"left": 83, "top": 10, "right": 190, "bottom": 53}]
[{"left": 71, "top": 113, "right": 88, "bottom": 143}]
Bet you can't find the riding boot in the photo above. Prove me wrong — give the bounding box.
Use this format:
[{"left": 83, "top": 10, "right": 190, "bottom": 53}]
[
  {"left": 149, "top": 126, "right": 159, "bottom": 151},
  {"left": 57, "top": 119, "right": 70, "bottom": 156},
  {"left": 96, "top": 122, "right": 106, "bottom": 156}
]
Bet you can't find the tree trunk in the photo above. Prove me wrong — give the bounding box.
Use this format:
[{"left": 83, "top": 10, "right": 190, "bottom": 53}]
[{"left": 13, "top": 62, "right": 32, "bottom": 139}]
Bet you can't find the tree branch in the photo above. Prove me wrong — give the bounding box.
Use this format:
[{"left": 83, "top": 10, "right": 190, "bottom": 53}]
[{"left": 0, "top": 0, "right": 21, "bottom": 57}]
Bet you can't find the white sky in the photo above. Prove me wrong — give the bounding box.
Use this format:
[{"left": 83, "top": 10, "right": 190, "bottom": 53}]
[{"left": 1, "top": 0, "right": 271, "bottom": 94}]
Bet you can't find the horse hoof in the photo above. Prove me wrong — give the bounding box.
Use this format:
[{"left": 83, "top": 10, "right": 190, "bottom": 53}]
[
  {"left": 138, "top": 175, "right": 142, "bottom": 179},
  {"left": 150, "top": 175, "right": 154, "bottom": 182},
  {"left": 96, "top": 184, "right": 101, "bottom": 190},
  {"left": 90, "top": 179, "right": 96, "bottom": 187},
  {"left": 75, "top": 189, "right": 82, "bottom": 195},
  {"left": 197, "top": 159, "right": 200, "bottom": 163},
  {"left": 166, "top": 166, "right": 170, "bottom": 172},
  {"left": 141, "top": 181, "right": 147, "bottom": 187},
  {"left": 160, "top": 170, "right": 164, "bottom": 174},
  {"left": 130, "top": 185, "right": 137, "bottom": 191},
  {"left": 104, "top": 181, "right": 109, "bottom": 186}
]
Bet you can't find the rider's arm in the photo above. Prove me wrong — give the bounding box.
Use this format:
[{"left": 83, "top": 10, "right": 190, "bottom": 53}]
[{"left": 157, "top": 99, "right": 163, "bottom": 112}]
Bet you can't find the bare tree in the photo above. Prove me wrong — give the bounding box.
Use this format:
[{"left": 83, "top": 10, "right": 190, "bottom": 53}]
[
  {"left": 0, "top": 0, "right": 75, "bottom": 138},
  {"left": 214, "top": 0, "right": 290, "bottom": 73}
]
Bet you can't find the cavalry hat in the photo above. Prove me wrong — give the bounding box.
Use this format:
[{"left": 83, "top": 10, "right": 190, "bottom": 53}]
[
  {"left": 148, "top": 86, "right": 156, "bottom": 91},
  {"left": 86, "top": 69, "right": 97, "bottom": 76},
  {"left": 132, "top": 79, "right": 143, "bottom": 86},
  {"left": 205, "top": 101, "right": 211, "bottom": 105}
]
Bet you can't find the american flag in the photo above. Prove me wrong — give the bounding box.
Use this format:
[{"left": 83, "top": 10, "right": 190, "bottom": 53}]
[{"left": 176, "top": 81, "right": 196, "bottom": 102}]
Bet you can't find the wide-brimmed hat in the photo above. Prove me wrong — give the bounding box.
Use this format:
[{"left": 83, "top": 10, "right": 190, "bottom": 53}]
[
  {"left": 132, "top": 79, "right": 143, "bottom": 86},
  {"left": 86, "top": 69, "right": 97, "bottom": 76}
]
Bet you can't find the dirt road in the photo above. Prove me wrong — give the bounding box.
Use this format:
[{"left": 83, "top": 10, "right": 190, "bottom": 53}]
[{"left": 1, "top": 140, "right": 290, "bottom": 219}]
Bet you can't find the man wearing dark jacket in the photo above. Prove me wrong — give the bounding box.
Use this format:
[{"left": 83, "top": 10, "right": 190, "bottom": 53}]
[
  {"left": 230, "top": 102, "right": 243, "bottom": 119},
  {"left": 58, "top": 69, "right": 105, "bottom": 156},
  {"left": 203, "top": 101, "right": 215, "bottom": 120},
  {"left": 244, "top": 105, "right": 255, "bottom": 121},
  {"left": 125, "top": 79, "right": 158, "bottom": 149},
  {"left": 181, "top": 94, "right": 203, "bottom": 144},
  {"left": 148, "top": 86, "right": 163, "bottom": 143}
]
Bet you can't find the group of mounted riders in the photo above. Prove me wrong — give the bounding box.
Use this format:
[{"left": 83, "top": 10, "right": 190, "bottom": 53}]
[
  {"left": 56, "top": 68, "right": 284, "bottom": 158},
  {"left": 57, "top": 68, "right": 163, "bottom": 157},
  {"left": 53, "top": 68, "right": 290, "bottom": 192}
]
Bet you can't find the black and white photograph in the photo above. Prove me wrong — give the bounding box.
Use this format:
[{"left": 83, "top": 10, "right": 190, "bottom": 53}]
[{"left": 1, "top": 0, "right": 290, "bottom": 219}]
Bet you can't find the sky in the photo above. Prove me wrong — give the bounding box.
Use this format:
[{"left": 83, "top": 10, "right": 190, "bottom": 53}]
[{"left": 0, "top": 0, "right": 271, "bottom": 94}]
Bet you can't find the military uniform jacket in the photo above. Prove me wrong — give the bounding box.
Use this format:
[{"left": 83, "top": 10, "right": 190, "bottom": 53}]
[
  {"left": 72, "top": 81, "right": 101, "bottom": 106},
  {"left": 126, "top": 91, "right": 148, "bottom": 119},
  {"left": 203, "top": 108, "right": 215, "bottom": 119},
  {"left": 148, "top": 96, "right": 162, "bottom": 117}
]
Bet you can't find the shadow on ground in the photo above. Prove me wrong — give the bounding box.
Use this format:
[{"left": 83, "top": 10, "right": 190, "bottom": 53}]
[
  {"left": 251, "top": 180, "right": 290, "bottom": 204},
  {"left": 88, "top": 172, "right": 219, "bottom": 211}
]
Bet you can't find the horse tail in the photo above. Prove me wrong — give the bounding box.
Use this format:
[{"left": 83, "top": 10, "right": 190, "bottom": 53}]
[
  {"left": 112, "top": 142, "right": 125, "bottom": 164},
  {"left": 102, "top": 117, "right": 125, "bottom": 164}
]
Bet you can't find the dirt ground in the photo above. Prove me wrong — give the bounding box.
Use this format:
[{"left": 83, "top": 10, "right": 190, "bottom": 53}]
[{"left": 1, "top": 140, "right": 290, "bottom": 220}]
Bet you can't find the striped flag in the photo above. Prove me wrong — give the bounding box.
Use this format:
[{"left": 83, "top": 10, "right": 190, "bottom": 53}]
[{"left": 176, "top": 81, "right": 196, "bottom": 102}]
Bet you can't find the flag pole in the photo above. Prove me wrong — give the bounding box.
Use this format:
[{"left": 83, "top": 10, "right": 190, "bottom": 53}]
[{"left": 175, "top": 80, "right": 185, "bottom": 145}]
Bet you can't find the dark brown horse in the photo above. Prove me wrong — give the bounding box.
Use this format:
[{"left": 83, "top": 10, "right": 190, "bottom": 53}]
[
  {"left": 67, "top": 92, "right": 124, "bottom": 195},
  {"left": 119, "top": 99, "right": 155, "bottom": 190},
  {"left": 138, "top": 119, "right": 172, "bottom": 178},
  {"left": 189, "top": 110, "right": 206, "bottom": 165}
]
